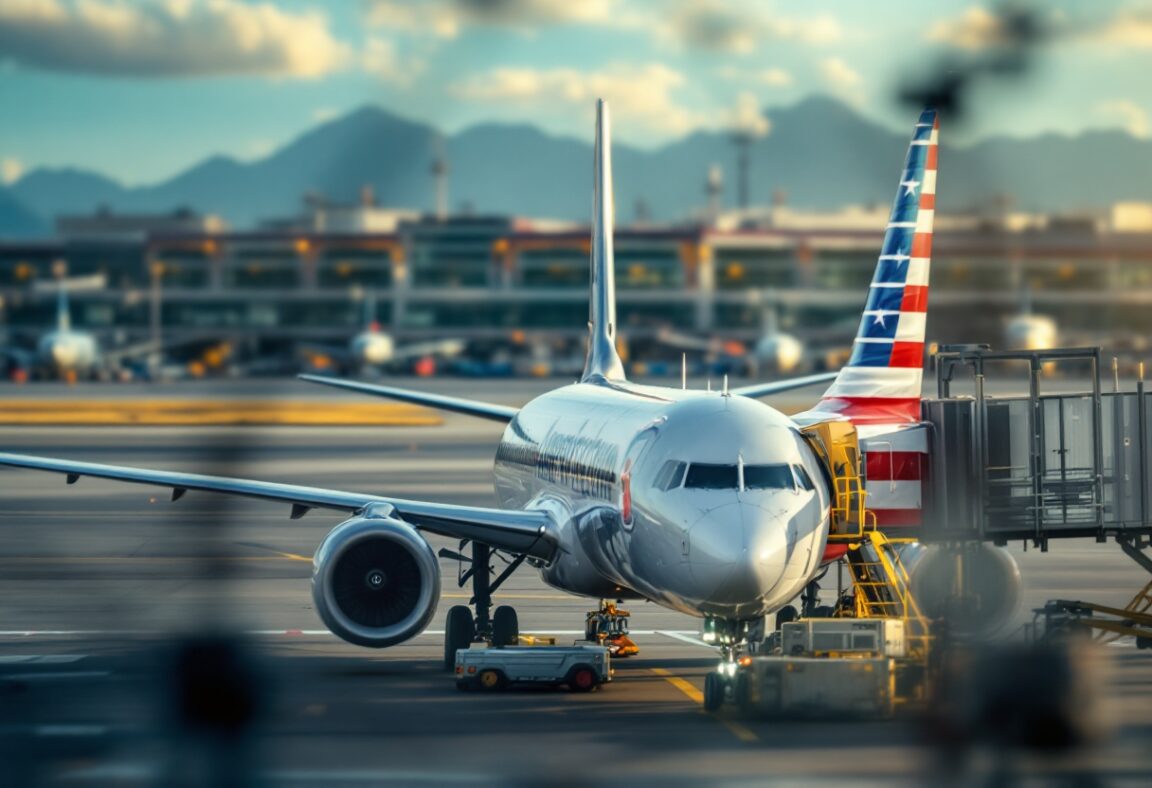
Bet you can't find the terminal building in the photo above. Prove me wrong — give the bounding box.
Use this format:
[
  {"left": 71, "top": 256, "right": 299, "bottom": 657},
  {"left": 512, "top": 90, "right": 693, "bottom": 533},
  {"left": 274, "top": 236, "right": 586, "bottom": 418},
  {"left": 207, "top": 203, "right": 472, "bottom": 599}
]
[{"left": 3, "top": 199, "right": 1152, "bottom": 366}]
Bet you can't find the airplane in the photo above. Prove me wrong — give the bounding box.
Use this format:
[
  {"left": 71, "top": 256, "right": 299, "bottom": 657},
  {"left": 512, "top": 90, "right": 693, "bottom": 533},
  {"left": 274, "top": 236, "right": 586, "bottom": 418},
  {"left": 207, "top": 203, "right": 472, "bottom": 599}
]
[
  {"left": 0, "top": 101, "right": 981, "bottom": 710},
  {"left": 34, "top": 285, "right": 100, "bottom": 382},
  {"left": 656, "top": 298, "right": 809, "bottom": 376},
  {"left": 300, "top": 291, "right": 465, "bottom": 375}
]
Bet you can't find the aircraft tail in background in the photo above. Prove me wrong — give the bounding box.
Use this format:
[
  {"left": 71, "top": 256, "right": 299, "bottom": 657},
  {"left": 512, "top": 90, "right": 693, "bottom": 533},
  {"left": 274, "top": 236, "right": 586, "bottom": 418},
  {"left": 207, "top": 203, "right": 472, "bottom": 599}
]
[{"left": 581, "top": 99, "right": 626, "bottom": 384}]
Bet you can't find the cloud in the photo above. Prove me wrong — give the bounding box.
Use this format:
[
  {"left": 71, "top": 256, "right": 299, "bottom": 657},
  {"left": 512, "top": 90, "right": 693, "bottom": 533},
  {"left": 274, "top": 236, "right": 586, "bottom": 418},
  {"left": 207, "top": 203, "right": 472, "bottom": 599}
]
[
  {"left": 1097, "top": 99, "right": 1150, "bottom": 138},
  {"left": 1, "top": 158, "right": 23, "bottom": 184},
  {"left": 1083, "top": 8, "right": 1152, "bottom": 48},
  {"left": 0, "top": 0, "right": 352, "bottom": 78},
  {"left": 366, "top": 0, "right": 617, "bottom": 38},
  {"left": 451, "top": 63, "right": 704, "bottom": 136},
  {"left": 926, "top": 7, "right": 1011, "bottom": 50},
  {"left": 819, "top": 57, "right": 862, "bottom": 90},
  {"left": 724, "top": 92, "right": 770, "bottom": 137},
  {"left": 661, "top": 0, "right": 841, "bottom": 54},
  {"left": 716, "top": 66, "right": 794, "bottom": 87}
]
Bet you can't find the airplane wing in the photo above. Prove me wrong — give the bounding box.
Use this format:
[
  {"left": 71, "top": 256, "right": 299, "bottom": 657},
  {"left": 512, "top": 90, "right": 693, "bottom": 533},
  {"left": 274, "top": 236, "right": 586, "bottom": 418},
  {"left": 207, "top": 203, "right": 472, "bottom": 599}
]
[
  {"left": 732, "top": 371, "right": 839, "bottom": 399},
  {"left": 390, "top": 338, "right": 467, "bottom": 362},
  {"left": 0, "top": 452, "right": 556, "bottom": 560},
  {"left": 298, "top": 374, "right": 518, "bottom": 423}
]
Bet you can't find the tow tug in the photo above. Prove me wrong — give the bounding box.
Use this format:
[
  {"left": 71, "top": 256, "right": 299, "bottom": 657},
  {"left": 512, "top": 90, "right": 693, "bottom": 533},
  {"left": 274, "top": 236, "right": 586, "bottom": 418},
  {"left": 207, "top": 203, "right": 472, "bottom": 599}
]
[{"left": 584, "top": 600, "right": 639, "bottom": 657}]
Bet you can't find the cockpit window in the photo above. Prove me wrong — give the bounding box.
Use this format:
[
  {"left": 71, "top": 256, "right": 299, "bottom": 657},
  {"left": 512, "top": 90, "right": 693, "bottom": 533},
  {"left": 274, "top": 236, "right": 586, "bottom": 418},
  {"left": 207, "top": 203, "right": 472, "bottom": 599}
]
[
  {"left": 676, "top": 462, "right": 814, "bottom": 491},
  {"left": 793, "top": 464, "right": 816, "bottom": 491},
  {"left": 684, "top": 463, "right": 739, "bottom": 489},
  {"left": 743, "top": 464, "right": 796, "bottom": 490},
  {"left": 653, "top": 460, "right": 687, "bottom": 491}
]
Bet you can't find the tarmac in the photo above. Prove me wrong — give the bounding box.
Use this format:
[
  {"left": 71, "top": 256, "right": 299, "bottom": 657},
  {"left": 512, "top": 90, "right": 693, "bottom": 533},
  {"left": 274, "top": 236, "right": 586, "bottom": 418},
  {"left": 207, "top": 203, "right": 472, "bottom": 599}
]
[{"left": 0, "top": 378, "right": 1150, "bottom": 785}]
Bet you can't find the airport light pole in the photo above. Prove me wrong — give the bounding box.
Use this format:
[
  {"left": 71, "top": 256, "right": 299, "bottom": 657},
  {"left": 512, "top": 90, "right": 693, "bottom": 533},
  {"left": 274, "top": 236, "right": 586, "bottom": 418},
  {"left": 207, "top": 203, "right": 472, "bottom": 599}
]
[{"left": 149, "top": 259, "right": 164, "bottom": 367}]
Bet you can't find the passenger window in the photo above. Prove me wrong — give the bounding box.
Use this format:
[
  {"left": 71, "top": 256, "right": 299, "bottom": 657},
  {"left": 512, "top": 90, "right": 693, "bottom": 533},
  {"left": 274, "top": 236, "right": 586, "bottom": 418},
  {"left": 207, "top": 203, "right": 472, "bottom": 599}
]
[
  {"left": 684, "top": 463, "right": 739, "bottom": 489},
  {"left": 792, "top": 465, "right": 816, "bottom": 491},
  {"left": 743, "top": 464, "right": 796, "bottom": 491},
  {"left": 653, "top": 460, "right": 687, "bottom": 490}
]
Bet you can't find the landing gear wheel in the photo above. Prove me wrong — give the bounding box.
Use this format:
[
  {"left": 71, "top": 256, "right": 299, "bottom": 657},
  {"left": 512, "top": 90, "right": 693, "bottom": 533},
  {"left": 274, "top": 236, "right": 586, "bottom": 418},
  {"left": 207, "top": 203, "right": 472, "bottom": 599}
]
[
  {"left": 477, "top": 669, "right": 505, "bottom": 691},
  {"left": 567, "top": 665, "right": 597, "bottom": 693},
  {"left": 444, "top": 605, "right": 475, "bottom": 671},
  {"left": 775, "top": 605, "right": 799, "bottom": 631},
  {"left": 703, "top": 671, "right": 724, "bottom": 712},
  {"left": 492, "top": 605, "right": 519, "bottom": 647},
  {"left": 1138, "top": 636, "right": 1151, "bottom": 650}
]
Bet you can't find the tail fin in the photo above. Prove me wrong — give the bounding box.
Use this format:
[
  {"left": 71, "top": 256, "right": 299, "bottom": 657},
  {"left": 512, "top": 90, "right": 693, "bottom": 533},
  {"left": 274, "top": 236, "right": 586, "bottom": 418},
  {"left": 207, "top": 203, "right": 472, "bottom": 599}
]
[
  {"left": 56, "top": 284, "right": 71, "bottom": 333},
  {"left": 814, "top": 108, "right": 939, "bottom": 424},
  {"left": 581, "top": 99, "right": 626, "bottom": 383}
]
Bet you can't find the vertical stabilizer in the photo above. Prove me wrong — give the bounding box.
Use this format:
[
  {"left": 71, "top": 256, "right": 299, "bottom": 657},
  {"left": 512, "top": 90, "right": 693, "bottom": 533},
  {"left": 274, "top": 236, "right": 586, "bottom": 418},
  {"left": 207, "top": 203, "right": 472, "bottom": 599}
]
[
  {"left": 582, "top": 99, "right": 626, "bottom": 383},
  {"left": 812, "top": 108, "right": 940, "bottom": 424},
  {"left": 56, "top": 284, "right": 71, "bottom": 333}
]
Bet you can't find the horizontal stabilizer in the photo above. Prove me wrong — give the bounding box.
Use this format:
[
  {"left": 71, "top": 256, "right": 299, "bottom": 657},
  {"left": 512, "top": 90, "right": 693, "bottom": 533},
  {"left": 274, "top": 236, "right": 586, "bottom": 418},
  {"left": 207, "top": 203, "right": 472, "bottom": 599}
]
[
  {"left": 299, "top": 374, "right": 517, "bottom": 423},
  {"left": 733, "top": 371, "right": 838, "bottom": 400}
]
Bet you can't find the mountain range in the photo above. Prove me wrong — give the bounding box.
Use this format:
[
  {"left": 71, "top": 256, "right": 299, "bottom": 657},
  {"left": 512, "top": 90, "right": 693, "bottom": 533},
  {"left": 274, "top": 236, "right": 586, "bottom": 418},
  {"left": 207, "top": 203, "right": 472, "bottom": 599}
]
[{"left": 4, "top": 96, "right": 1152, "bottom": 237}]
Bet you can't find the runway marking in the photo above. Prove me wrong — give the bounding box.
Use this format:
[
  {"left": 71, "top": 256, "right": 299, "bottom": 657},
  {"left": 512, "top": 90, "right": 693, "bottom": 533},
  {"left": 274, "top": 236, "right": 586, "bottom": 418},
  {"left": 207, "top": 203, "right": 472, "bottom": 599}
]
[
  {"left": 650, "top": 667, "right": 759, "bottom": 744},
  {"left": 441, "top": 593, "right": 572, "bottom": 600},
  {"left": 0, "top": 628, "right": 699, "bottom": 638},
  {"left": 655, "top": 630, "right": 713, "bottom": 649}
]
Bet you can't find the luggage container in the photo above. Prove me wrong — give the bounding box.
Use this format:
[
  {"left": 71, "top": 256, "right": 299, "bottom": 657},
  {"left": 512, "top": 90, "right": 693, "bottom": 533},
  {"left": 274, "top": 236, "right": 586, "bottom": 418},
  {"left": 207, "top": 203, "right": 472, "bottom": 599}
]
[{"left": 780, "top": 618, "right": 906, "bottom": 658}]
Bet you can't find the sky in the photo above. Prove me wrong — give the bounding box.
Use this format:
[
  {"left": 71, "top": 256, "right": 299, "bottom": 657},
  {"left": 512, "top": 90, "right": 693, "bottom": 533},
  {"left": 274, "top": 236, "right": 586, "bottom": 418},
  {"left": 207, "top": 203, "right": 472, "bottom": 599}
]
[{"left": 0, "top": 0, "right": 1150, "bottom": 186}]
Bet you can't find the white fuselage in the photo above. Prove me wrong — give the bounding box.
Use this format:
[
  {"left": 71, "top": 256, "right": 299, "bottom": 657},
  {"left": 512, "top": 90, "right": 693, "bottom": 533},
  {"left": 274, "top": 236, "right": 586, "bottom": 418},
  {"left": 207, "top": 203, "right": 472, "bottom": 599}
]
[
  {"left": 493, "top": 381, "right": 832, "bottom": 621},
  {"left": 37, "top": 330, "right": 99, "bottom": 376}
]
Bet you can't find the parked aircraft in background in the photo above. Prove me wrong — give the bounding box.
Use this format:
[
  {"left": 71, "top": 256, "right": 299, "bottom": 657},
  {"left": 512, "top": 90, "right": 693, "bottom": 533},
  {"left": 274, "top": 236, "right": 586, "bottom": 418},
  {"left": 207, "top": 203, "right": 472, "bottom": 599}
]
[
  {"left": 1, "top": 102, "right": 1000, "bottom": 710},
  {"left": 300, "top": 292, "right": 465, "bottom": 375},
  {"left": 1005, "top": 287, "right": 1059, "bottom": 351}
]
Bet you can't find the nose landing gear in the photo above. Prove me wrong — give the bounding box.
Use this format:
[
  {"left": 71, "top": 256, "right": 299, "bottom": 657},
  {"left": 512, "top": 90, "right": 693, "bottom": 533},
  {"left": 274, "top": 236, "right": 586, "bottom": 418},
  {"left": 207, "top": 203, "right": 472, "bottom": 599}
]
[{"left": 701, "top": 616, "right": 761, "bottom": 712}]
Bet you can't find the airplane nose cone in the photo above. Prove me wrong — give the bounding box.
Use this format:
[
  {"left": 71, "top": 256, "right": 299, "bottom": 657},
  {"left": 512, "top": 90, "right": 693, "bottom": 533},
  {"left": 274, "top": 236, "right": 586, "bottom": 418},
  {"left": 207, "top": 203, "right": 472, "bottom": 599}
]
[
  {"left": 50, "top": 342, "right": 77, "bottom": 367},
  {"left": 688, "top": 503, "right": 789, "bottom": 610}
]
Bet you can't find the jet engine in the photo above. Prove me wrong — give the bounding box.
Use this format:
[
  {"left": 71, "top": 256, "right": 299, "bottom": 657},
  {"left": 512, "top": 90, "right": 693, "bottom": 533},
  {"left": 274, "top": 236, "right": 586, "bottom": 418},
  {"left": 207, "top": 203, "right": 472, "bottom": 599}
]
[
  {"left": 898, "top": 542, "right": 1022, "bottom": 638},
  {"left": 312, "top": 504, "right": 440, "bottom": 648}
]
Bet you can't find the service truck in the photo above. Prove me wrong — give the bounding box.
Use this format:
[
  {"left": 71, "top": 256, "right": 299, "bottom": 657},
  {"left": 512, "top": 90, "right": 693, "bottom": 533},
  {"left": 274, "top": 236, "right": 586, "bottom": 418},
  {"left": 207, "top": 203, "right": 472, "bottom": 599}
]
[{"left": 455, "top": 645, "right": 611, "bottom": 692}]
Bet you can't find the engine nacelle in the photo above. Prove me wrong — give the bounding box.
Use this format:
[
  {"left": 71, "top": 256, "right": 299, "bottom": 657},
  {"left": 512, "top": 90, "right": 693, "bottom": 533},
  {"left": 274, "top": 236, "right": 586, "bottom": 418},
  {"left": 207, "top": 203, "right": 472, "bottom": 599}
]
[
  {"left": 899, "top": 542, "right": 1022, "bottom": 638},
  {"left": 312, "top": 504, "right": 440, "bottom": 648}
]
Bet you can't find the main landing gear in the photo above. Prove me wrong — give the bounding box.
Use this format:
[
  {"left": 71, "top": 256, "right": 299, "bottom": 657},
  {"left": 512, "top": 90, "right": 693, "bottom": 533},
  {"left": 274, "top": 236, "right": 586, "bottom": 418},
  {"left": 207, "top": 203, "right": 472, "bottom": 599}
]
[
  {"left": 701, "top": 616, "right": 763, "bottom": 712},
  {"left": 584, "top": 600, "right": 639, "bottom": 657},
  {"left": 440, "top": 540, "right": 528, "bottom": 670}
]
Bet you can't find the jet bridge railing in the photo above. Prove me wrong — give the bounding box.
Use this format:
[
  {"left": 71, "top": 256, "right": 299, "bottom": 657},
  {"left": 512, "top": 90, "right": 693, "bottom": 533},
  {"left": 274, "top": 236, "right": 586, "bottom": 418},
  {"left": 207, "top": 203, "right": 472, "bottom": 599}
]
[{"left": 921, "top": 346, "right": 1152, "bottom": 546}]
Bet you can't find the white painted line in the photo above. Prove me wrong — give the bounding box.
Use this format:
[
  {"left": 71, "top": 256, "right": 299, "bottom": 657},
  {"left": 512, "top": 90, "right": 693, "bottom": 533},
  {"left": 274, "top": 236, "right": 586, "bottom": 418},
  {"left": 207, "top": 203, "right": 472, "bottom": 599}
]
[{"left": 655, "top": 630, "right": 714, "bottom": 649}]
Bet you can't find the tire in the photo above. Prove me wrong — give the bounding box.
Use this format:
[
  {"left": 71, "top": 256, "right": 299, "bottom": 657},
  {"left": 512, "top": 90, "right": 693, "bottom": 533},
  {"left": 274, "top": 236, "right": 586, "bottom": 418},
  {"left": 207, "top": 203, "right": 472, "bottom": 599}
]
[
  {"left": 492, "top": 605, "right": 519, "bottom": 648},
  {"left": 444, "top": 605, "right": 475, "bottom": 671},
  {"left": 567, "top": 665, "right": 598, "bottom": 692},
  {"left": 703, "top": 671, "right": 724, "bottom": 712},
  {"left": 477, "top": 669, "right": 505, "bottom": 691},
  {"left": 1137, "top": 636, "right": 1151, "bottom": 650},
  {"left": 775, "top": 605, "right": 799, "bottom": 631}
]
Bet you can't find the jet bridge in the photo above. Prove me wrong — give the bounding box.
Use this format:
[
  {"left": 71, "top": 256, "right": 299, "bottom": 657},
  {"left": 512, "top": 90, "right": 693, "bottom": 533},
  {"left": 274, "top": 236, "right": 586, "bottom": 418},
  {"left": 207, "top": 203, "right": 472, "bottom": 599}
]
[{"left": 922, "top": 346, "right": 1152, "bottom": 552}]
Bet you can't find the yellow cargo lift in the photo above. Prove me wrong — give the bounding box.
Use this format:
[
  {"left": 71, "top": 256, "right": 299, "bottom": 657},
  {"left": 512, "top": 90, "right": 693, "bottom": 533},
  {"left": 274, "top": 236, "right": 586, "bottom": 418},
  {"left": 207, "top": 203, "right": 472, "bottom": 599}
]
[{"left": 800, "top": 421, "right": 935, "bottom": 706}]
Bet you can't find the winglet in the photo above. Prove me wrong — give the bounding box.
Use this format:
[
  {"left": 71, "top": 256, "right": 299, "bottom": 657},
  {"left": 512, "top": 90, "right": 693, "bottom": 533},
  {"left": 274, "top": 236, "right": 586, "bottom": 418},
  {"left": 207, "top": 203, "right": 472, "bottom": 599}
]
[{"left": 582, "top": 98, "right": 626, "bottom": 384}]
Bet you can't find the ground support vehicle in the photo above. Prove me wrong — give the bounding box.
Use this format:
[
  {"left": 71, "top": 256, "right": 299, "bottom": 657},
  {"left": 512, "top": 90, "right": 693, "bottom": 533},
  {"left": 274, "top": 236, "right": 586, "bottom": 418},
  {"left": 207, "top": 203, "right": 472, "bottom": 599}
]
[
  {"left": 734, "top": 656, "right": 896, "bottom": 718},
  {"left": 454, "top": 645, "right": 611, "bottom": 692}
]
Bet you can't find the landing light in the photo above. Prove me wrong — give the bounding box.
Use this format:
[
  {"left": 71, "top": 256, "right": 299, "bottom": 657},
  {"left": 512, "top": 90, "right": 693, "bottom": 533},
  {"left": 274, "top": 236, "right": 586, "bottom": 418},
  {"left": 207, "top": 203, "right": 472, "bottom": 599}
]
[{"left": 718, "top": 661, "right": 738, "bottom": 676}]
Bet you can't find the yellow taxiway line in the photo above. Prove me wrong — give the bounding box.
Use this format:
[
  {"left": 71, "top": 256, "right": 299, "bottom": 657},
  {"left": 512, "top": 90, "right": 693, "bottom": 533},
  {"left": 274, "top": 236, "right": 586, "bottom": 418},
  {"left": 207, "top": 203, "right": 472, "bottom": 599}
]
[
  {"left": 650, "top": 667, "right": 759, "bottom": 743},
  {"left": 0, "top": 400, "right": 442, "bottom": 426}
]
